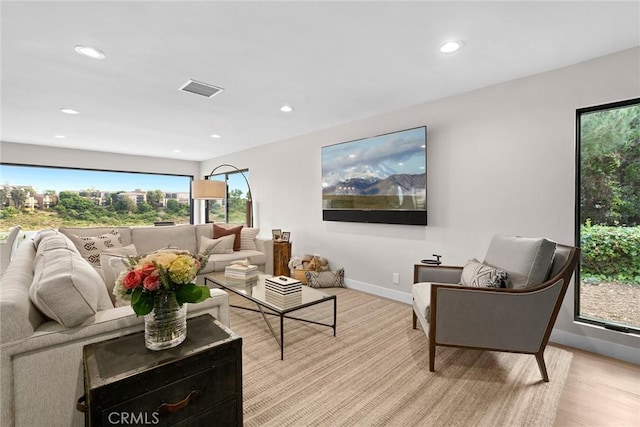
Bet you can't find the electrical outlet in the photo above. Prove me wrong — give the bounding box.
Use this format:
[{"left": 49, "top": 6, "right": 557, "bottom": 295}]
[{"left": 392, "top": 273, "right": 399, "bottom": 284}]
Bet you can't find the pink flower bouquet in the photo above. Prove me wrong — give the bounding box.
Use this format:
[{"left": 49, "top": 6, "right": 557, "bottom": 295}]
[{"left": 114, "top": 248, "right": 211, "bottom": 315}]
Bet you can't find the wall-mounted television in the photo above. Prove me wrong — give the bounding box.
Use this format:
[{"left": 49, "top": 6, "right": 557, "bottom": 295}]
[{"left": 321, "top": 126, "right": 427, "bottom": 225}]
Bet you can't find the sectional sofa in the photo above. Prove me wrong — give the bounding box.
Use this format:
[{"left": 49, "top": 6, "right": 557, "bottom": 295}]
[{"left": 0, "top": 223, "right": 273, "bottom": 426}]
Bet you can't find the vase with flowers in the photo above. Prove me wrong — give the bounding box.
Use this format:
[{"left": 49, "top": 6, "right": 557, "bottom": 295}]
[{"left": 113, "top": 248, "right": 212, "bottom": 350}]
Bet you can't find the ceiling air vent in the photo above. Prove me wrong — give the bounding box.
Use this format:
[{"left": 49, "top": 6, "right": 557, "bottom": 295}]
[{"left": 179, "top": 80, "right": 224, "bottom": 98}]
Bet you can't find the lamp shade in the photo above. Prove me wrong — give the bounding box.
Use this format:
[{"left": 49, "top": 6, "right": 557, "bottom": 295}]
[{"left": 192, "top": 179, "right": 226, "bottom": 200}]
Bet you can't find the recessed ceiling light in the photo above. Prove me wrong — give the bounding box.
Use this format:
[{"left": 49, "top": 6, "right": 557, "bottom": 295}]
[
  {"left": 74, "top": 45, "right": 105, "bottom": 59},
  {"left": 60, "top": 108, "right": 79, "bottom": 114},
  {"left": 439, "top": 41, "right": 464, "bottom": 54},
  {"left": 210, "top": 134, "right": 221, "bottom": 138},
  {"left": 280, "top": 105, "right": 294, "bottom": 113},
  {"left": 173, "top": 149, "right": 181, "bottom": 153},
  {"left": 54, "top": 135, "right": 66, "bottom": 139}
]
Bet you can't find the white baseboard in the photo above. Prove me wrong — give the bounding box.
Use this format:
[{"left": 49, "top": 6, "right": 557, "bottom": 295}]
[
  {"left": 345, "top": 278, "right": 412, "bottom": 305},
  {"left": 550, "top": 328, "right": 640, "bottom": 365},
  {"left": 345, "top": 278, "right": 639, "bottom": 365}
]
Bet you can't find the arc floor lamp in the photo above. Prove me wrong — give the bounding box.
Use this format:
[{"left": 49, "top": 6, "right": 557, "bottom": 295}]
[{"left": 192, "top": 164, "right": 253, "bottom": 227}]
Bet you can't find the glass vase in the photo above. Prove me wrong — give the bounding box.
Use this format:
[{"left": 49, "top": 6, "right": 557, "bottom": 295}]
[{"left": 144, "top": 292, "right": 187, "bottom": 351}]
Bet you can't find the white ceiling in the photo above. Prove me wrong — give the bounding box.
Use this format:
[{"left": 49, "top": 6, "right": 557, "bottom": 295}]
[{"left": 1, "top": 1, "right": 639, "bottom": 161}]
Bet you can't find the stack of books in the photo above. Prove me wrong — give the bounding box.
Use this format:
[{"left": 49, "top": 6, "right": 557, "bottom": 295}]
[
  {"left": 224, "top": 263, "right": 259, "bottom": 280},
  {"left": 264, "top": 276, "right": 302, "bottom": 308}
]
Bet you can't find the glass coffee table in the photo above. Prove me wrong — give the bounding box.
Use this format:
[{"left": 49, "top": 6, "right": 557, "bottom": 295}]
[{"left": 204, "top": 272, "right": 337, "bottom": 360}]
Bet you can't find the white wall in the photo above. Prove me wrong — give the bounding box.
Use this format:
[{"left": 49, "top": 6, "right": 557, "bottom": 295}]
[{"left": 201, "top": 47, "right": 640, "bottom": 363}]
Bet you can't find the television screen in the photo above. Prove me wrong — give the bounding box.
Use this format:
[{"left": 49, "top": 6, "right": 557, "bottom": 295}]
[{"left": 321, "top": 126, "right": 427, "bottom": 225}]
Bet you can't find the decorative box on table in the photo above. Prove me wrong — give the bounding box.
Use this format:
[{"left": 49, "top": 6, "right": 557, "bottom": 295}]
[
  {"left": 264, "top": 276, "right": 303, "bottom": 309},
  {"left": 224, "top": 263, "right": 258, "bottom": 280},
  {"left": 265, "top": 276, "right": 302, "bottom": 293}
]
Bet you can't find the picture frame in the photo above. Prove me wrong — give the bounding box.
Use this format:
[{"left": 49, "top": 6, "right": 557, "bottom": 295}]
[
  {"left": 281, "top": 231, "right": 291, "bottom": 242},
  {"left": 272, "top": 229, "right": 282, "bottom": 241}
]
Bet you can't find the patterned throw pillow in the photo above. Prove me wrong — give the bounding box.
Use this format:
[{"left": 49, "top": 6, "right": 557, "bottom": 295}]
[
  {"left": 68, "top": 230, "right": 123, "bottom": 268},
  {"left": 305, "top": 268, "right": 345, "bottom": 288},
  {"left": 460, "top": 259, "right": 509, "bottom": 288}
]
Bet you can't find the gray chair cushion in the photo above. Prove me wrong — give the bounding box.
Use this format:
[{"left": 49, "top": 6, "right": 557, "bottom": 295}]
[{"left": 483, "top": 235, "right": 556, "bottom": 289}]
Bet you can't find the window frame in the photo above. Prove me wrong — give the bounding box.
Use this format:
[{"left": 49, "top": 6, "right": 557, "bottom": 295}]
[
  {"left": 203, "top": 168, "right": 250, "bottom": 224},
  {"left": 0, "top": 162, "right": 195, "bottom": 225},
  {"left": 574, "top": 97, "right": 640, "bottom": 334}
]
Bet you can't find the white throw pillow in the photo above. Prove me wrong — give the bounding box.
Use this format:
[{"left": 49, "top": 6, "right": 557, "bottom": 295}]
[
  {"left": 99, "top": 244, "right": 138, "bottom": 303},
  {"left": 240, "top": 228, "right": 259, "bottom": 251},
  {"left": 68, "top": 230, "right": 123, "bottom": 268},
  {"left": 199, "top": 235, "right": 235, "bottom": 254},
  {"left": 30, "top": 247, "right": 113, "bottom": 327},
  {"left": 460, "top": 259, "right": 509, "bottom": 288}
]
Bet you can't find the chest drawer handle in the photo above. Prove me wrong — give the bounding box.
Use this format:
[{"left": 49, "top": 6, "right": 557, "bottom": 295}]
[{"left": 157, "top": 390, "right": 202, "bottom": 416}]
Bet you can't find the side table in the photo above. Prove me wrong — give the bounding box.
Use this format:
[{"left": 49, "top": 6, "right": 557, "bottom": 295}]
[
  {"left": 81, "top": 314, "right": 242, "bottom": 426},
  {"left": 273, "top": 241, "right": 292, "bottom": 276}
]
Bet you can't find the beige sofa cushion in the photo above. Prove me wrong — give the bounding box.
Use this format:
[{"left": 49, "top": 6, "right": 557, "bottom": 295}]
[
  {"left": 29, "top": 234, "right": 113, "bottom": 327},
  {"left": 0, "top": 242, "right": 45, "bottom": 344},
  {"left": 59, "top": 226, "right": 133, "bottom": 246},
  {"left": 131, "top": 224, "right": 197, "bottom": 254}
]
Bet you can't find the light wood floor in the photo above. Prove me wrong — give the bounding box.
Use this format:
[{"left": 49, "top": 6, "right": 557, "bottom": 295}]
[{"left": 552, "top": 343, "right": 640, "bottom": 426}]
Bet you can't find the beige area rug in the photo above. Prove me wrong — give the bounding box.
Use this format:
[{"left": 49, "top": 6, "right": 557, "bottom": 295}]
[{"left": 228, "top": 287, "right": 572, "bottom": 427}]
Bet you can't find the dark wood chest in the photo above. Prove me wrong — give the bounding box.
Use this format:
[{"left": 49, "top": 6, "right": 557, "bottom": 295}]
[{"left": 82, "top": 314, "right": 242, "bottom": 426}]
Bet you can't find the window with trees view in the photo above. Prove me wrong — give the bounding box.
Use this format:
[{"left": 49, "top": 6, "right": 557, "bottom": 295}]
[
  {"left": 576, "top": 98, "right": 639, "bottom": 333},
  {"left": 205, "top": 169, "right": 250, "bottom": 224},
  {"left": 0, "top": 164, "right": 193, "bottom": 234}
]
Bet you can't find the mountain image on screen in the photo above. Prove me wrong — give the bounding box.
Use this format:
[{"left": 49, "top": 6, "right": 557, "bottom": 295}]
[{"left": 321, "top": 127, "right": 426, "bottom": 212}]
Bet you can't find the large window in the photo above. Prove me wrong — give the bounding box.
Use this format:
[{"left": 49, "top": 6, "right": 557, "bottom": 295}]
[
  {"left": 205, "top": 169, "right": 250, "bottom": 224},
  {"left": 0, "top": 164, "right": 193, "bottom": 233},
  {"left": 576, "top": 98, "right": 640, "bottom": 333}
]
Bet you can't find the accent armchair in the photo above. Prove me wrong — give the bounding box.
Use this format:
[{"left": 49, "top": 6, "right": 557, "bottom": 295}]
[{"left": 412, "top": 235, "right": 580, "bottom": 382}]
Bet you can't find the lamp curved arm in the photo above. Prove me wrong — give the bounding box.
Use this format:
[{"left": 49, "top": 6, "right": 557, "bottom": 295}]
[
  {"left": 207, "top": 164, "right": 252, "bottom": 201},
  {"left": 202, "top": 163, "right": 253, "bottom": 227}
]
